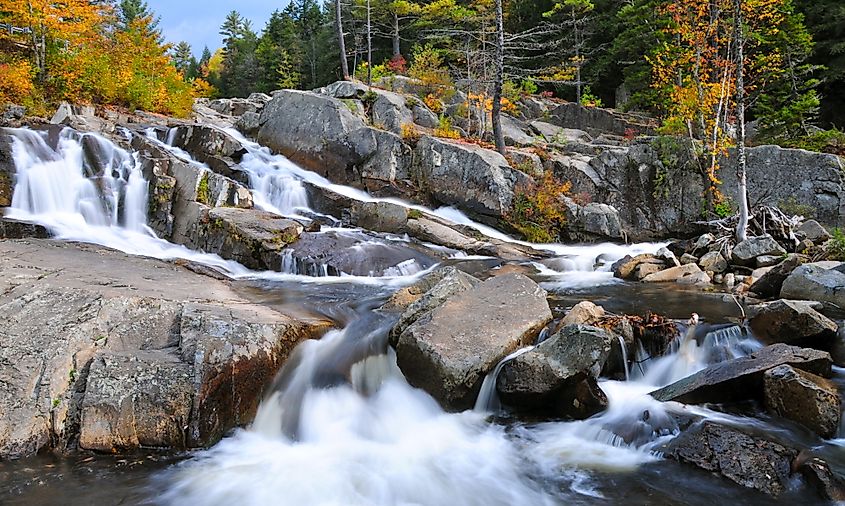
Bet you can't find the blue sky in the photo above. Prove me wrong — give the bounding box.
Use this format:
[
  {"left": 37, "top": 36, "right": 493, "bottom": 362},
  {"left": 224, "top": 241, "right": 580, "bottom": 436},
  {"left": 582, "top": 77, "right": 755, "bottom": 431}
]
[{"left": 147, "top": 0, "right": 290, "bottom": 55}]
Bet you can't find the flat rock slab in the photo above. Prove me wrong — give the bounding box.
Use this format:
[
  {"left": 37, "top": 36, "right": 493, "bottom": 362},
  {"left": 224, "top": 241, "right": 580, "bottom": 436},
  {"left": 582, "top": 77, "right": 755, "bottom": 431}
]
[
  {"left": 664, "top": 421, "right": 797, "bottom": 497},
  {"left": 0, "top": 239, "right": 322, "bottom": 459},
  {"left": 396, "top": 273, "right": 552, "bottom": 411},
  {"left": 650, "top": 343, "right": 832, "bottom": 404}
]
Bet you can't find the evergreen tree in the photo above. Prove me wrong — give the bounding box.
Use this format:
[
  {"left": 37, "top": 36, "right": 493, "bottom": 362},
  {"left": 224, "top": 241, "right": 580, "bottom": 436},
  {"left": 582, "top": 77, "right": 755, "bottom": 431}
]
[
  {"left": 795, "top": 0, "right": 845, "bottom": 127},
  {"left": 171, "top": 41, "right": 194, "bottom": 75}
]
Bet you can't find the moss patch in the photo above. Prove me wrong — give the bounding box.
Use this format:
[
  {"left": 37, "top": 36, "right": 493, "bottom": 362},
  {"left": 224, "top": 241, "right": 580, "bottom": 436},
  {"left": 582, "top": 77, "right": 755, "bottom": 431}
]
[{"left": 196, "top": 172, "right": 211, "bottom": 205}]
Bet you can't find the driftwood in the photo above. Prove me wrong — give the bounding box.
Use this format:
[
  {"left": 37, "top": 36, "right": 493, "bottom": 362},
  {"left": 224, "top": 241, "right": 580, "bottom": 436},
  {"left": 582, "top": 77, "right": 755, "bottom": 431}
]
[{"left": 694, "top": 205, "right": 801, "bottom": 248}]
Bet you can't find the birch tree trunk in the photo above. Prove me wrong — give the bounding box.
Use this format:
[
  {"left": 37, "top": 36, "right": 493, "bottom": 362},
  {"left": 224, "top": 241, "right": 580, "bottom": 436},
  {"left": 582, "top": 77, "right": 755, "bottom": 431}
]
[
  {"left": 491, "top": 0, "right": 506, "bottom": 155},
  {"left": 335, "top": 0, "right": 349, "bottom": 79},
  {"left": 391, "top": 12, "right": 401, "bottom": 58},
  {"left": 366, "top": 0, "right": 372, "bottom": 86},
  {"left": 735, "top": 0, "right": 749, "bottom": 242}
]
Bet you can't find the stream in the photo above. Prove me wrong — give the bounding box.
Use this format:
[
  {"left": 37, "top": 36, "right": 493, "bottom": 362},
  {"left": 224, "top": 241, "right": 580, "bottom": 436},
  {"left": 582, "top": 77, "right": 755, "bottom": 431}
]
[{"left": 0, "top": 125, "right": 842, "bottom": 505}]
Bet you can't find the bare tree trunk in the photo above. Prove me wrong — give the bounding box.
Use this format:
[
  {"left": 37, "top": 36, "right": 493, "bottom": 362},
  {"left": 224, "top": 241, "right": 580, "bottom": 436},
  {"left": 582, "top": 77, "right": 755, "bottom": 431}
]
[
  {"left": 335, "top": 0, "right": 349, "bottom": 79},
  {"left": 391, "top": 12, "right": 401, "bottom": 58},
  {"left": 735, "top": 0, "right": 749, "bottom": 242},
  {"left": 491, "top": 0, "right": 506, "bottom": 155},
  {"left": 366, "top": 0, "right": 372, "bottom": 86}
]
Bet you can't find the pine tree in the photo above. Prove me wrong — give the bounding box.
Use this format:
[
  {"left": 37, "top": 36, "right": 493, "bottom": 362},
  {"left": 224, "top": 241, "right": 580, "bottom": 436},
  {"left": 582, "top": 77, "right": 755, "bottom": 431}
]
[{"left": 171, "top": 42, "right": 194, "bottom": 75}]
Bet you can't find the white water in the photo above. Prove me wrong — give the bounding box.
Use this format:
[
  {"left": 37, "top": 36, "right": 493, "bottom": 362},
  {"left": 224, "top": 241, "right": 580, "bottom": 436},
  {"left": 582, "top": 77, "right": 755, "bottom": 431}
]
[
  {"left": 2, "top": 124, "right": 784, "bottom": 504},
  {"left": 474, "top": 345, "right": 535, "bottom": 412}
]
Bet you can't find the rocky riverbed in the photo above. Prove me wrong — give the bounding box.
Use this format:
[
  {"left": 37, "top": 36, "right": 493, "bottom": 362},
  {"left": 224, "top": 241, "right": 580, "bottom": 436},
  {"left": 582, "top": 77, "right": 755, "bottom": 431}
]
[{"left": 0, "top": 82, "right": 843, "bottom": 505}]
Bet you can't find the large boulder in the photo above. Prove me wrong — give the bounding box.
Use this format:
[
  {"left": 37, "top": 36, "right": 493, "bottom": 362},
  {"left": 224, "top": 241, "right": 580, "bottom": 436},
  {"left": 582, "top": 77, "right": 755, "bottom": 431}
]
[
  {"left": 650, "top": 344, "right": 832, "bottom": 404},
  {"left": 573, "top": 202, "right": 625, "bottom": 240},
  {"left": 664, "top": 421, "right": 797, "bottom": 497},
  {"left": 749, "top": 299, "right": 838, "bottom": 347},
  {"left": 500, "top": 114, "right": 535, "bottom": 147},
  {"left": 257, "top": 90, "right": 411, "bottom": 189},
  {"left": 749, "top": 254, "right": 802, "bottom": 298},
  {"left": 781, "top": 264, "right": 845, "bottom": 308},
  {"left": 0, "top": 239, "right": 322, "bottom": 459},
  {"left": 322, "top": 81, "right": 415, "bottom": 135},
  {"left": 546, "top": 102, "right": 657, "bottom": 137},
  {"left": 496, "top": 324, "right": 612, "bottom": 418},
  {"left": 282, "top": 229, "right": 440, "bottom": 277},
  {"left": 387, "top": 266, "right": 480, "bottom": 344},
  {"left": 414, "top": 135, "right": 531, "bottom": 221},
  {"left": 731, "top": 234, "right": 787, "bottom": 266},
  {"left": 192, "top": 207, "right": 304, "bottom": 271},
  {"left": 529, "top": 121, "right": 592, "bottom": 144},
  {"left": 763, "top": 364, "right": 841, "bottom": 438},
  {"left": 395, "top": 273, "right": 552, "bottom": 410},
  {"left": 720, "top": 146, "right": 845, "bottom": 229},
  {"left": 796, "top": 219, "right": 831, "bottom": 244},
  {"left": 698, "top": 251, "right": 728, "bottom": 273},
  {"left": 559, "top": 139, "right": 845, "bottom": 240},
  {"left": 0, "top": 130, "right": 14, "bottom": 207}
]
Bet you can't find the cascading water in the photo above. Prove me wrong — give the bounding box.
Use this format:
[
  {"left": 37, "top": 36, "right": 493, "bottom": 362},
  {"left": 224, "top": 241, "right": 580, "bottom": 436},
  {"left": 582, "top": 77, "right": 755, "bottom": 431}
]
[{"left": 6, "top": 123, "right": 829, "bottom": 505}]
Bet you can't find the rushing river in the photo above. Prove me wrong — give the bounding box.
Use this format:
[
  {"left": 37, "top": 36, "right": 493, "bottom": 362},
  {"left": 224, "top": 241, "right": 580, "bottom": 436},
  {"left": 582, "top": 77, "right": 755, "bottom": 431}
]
[{"left": 0, "top": 125, "right": 842, "bottom": 505}]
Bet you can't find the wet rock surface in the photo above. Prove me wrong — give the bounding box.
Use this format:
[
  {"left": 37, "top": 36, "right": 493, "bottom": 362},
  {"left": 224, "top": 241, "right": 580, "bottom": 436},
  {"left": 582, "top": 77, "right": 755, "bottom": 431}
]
[
  {"left": 664, "top": 421, "right": 797, "bottom": 497},
  {"left": 395, "top": 273, "right": 552, "bottom": 411},
  {"left": 496, "top": 324, "right": 612, "bottom": 418},
  {"left": 650, "top": 344, "right": 832, "bottom": 404},
  {"left": 763, "top": 364, "right": 841, "bottom": 439},
  {"left": 0, "top": 239, "right": 322, "bottom": 459}
]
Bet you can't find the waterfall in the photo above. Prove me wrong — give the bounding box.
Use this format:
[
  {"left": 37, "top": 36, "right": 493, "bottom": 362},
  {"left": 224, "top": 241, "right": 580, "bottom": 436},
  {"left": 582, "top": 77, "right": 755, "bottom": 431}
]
[
  {"left": 8, "top": 128, "right": 147, "bottom": 231},
  {"left": 617, "top": 335, "right": 630, "bottom": 382},
  {"left": 474, "top": 345, "right": 535, "bottom": 413}
]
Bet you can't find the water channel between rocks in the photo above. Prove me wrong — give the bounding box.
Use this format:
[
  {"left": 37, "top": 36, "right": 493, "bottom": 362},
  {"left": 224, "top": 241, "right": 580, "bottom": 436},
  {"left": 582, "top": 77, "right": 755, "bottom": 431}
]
[{"left": 0, "top": 125, "right": 842, "bottom": 506}]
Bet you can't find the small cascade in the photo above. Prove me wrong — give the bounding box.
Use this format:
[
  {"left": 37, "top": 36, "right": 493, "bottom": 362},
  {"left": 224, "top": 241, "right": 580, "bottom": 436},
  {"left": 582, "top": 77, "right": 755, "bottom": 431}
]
[
  {"left": 474, "top": 346, "right": 535, "bottom": 413},
  {"left": 617, "top": 335, "right": 630, "bottom": 381},
  {"left": 7, "top": 128, "right": 147, "bottom": 232}
]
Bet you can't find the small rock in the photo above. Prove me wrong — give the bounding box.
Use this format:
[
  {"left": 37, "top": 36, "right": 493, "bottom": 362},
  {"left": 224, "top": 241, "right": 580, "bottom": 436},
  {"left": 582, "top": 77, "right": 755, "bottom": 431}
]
[
  {"left": 756, "top": 255, "right": 783, "bottom": 268},
  {"left": 799, "top": 458, "right": 845, "bottom": 501},
  {"left": 764, "top": 364, "right": 841, "bottom": 438},
  {"left": 698, "top": 251, "right": 728, "bottom": 273},
  {"left": 641, "top": 263, "right": 704, "bottom": 283},
  {"left": 731, "top": 234, "right": 787, "bottom": 266},
  {"left": 692, "top": 233, "right": 715, "bottom": 252},
  {"left": 612, "top": 254, "right": 664, "bottom": 281},
  {"left": 724, "top": 273, "right": 736, "bottom": 288},
  {"left": 656, "top": 247, "right": 681, "bottom": 267},
  {"left": 560, "top": 301, "right": 605, "bottom": 327},
  {"left": 749, "top": 299, "right": 837, "bottom": 347},
  {"left": 680, "top": 253, "right": 699, "bottom": 265},
  {"left": 796, "top": 220, "right": 831, "bottom": 244}
]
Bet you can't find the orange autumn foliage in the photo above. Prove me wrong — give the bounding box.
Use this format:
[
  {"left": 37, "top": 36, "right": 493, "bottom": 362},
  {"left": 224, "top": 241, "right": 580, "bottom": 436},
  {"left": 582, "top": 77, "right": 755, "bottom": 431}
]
[
  {"left": 1, "top": 4, "right": 208, "bottom": 116},
  {"left": 0, "top": 60, "right": 35, "bottom": 105}
]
